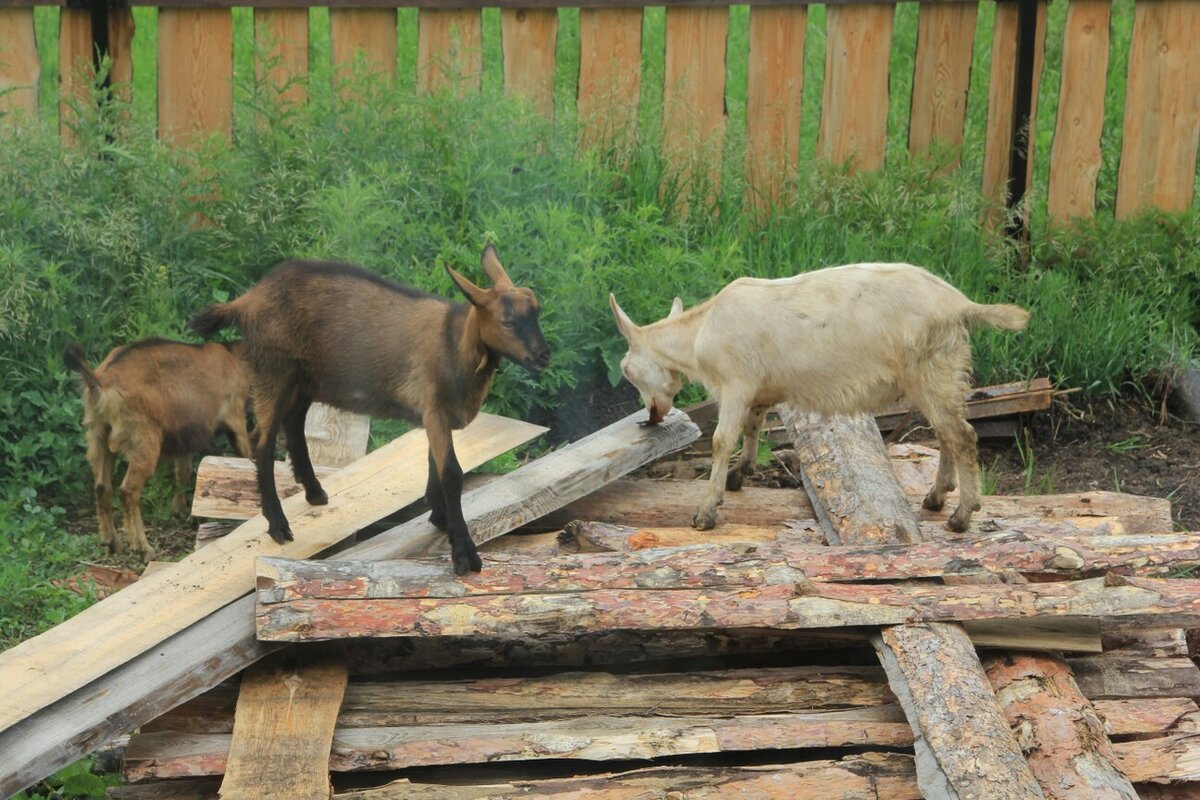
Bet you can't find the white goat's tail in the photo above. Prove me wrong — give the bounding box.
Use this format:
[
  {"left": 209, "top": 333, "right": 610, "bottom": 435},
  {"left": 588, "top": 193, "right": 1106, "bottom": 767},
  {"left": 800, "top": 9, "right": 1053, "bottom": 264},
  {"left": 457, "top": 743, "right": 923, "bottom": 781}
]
[{"left": 965, "top": 303, "right": 1030, "bottom": 332}]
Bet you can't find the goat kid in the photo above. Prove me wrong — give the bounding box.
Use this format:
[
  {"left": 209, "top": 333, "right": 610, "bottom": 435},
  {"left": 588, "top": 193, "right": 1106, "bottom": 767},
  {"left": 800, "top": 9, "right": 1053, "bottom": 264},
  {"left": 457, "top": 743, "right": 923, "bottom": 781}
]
[
  {"left": 189, "top": 245, "right": 550, "bottom": 575},
  {"left": 63, "top": 339, "right": 253, "bottom": 560},
  {"left": 610, "top": 263, "right": 1029, "bottom": 533}
]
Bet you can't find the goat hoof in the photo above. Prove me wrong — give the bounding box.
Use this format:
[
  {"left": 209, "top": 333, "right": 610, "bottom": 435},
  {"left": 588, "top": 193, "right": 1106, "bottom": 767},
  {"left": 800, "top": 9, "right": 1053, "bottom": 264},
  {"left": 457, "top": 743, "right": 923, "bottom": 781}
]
[
  {"left": 725, "top": 471, "right": 744, "bottom": 492},
  {"left": 452, "top": 547, "right": 483, "bottom": 576},
  {"left": 945, "top": 511, "right": 970, "bottom": 533},
  {"left": 267, "top": 523, "right": 293, "bottom": 545},
  {"left": 922, "top": 493, "right": 945, "bottom": 512},
  {"left": 306, "top": 488, "right": 329, "bottom": 506},
  {"left": 692, "top": 510, "right": 717, "bottom": 531}
]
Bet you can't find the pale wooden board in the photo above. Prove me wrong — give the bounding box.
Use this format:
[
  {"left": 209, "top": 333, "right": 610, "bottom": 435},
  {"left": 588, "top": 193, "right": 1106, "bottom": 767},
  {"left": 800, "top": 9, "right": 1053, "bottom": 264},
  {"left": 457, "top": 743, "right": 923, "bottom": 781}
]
[
  {"left": 663, "top": 6, "right": 729, "bottom": 201},
  {"left": 744, "top": 5, "right": 806, "bottom": 214},
  {"left": 907, "top": 1, "right": 977, "bottom": 167},
  {"left": 577, "top": 8, "right": 642, "bottom": 150},
  {"left": 1114, "top": 0, "right": 1200, "bottom": 219},
  {"left": 58, "top": 9, "right": 92, "bottom": 143},
  {"left": 303, "top": 403, "right": 370, "bottom": 468},
  {"left": 0, "top": 9, "right": 40, "bottom": 124},
  {"left": 255, "top": 8, "right": 309, "bottom": 109},
  {"left": 218, "top": 653, "right": 347, "bottom": 800},
  {"left": 109, "top": 8, "right": 136, "bottom": 105},
  {"left": 0, "top": 414, "right": 543, "bottom": 736},
  {"left": 1047, "top": 0, "right": 1111, "bottom": 223},
  {"left": 192, "top": 458, "right": 340, "bottom": 520},
  {"left": 418, "top": 9, "right": 483, "bottom": 95},
  {"left": 331, "top": 8, "right": 397, "bottom": 93},
  {"left": 980, "top": 0, "right": 1047, "bottom": 222},
  {"left": 500, "top": 8, "right": 557, "bottom": 118},
  {"left": 158, "top": 9, "right": 234, "bottom": 146},
  {"left": 817, "top": 3, "right": 894, "bottom": 173}
]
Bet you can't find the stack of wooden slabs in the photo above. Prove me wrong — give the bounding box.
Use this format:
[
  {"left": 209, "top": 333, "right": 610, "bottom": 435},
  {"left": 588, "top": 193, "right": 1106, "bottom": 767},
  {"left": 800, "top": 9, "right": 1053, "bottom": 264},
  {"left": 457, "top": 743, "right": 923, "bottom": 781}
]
[{"left": 113, "top": 423, "right": 1200, "bottom": 800}]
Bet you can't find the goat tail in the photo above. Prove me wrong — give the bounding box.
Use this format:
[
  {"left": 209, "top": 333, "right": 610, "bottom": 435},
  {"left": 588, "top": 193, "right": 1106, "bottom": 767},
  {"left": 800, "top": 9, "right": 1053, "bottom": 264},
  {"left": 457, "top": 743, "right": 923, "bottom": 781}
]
[
  {"left": 62, "top": 343, "right": 102, "bottom": 394},
  {"left": 965, "top": 302, "right": 1030, "bottom": 332},
  {"left": 189, "top": 303, "right": 239, "bottom": 339}
]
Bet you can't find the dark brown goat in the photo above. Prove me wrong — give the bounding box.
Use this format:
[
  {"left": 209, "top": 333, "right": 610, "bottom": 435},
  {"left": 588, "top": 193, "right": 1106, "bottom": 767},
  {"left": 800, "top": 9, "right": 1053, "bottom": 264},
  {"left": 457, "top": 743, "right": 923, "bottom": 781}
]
[
  {"left": 63, "top": 339, "right": 253, "bottom": 560},
  {"left": 189, "top": 245, "right": 550, "bottom": 574}
]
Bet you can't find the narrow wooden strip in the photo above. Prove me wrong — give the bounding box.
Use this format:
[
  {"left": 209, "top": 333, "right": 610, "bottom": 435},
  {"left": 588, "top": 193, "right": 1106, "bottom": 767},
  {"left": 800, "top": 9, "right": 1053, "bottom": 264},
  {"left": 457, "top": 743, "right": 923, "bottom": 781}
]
[
  {"left": 58, "top": 8, "right": 91, "bottom": 142},
  {"left": 108, "top": 8, "right": 135, "bottom": 105},
  {"left": 500, "top": 8, "right": 557, "bottom": 117},
  {"left": 418, "top": 9, "right": 483, "bottom": 95},
  {"left": 1114, "top": 735, "right": 1200, "bottom": 783},
  {"left": 1114, "top": 0, "right": 1200, "bottom": 219},
  {"left": 0, "top": 8, "right": 40, "bottom": 124},
  {"left": 663, "top": 6, "right": 728, "bottom": 201},
  {"left": 817, "top": 3, "right": 893, "bottom": 172},
  {"left": 908, "top": 1, "right": 976, "bottom": 168},
  {"left": 1047, "top": 0, "right": 1111, "bottom": 224},
  {"left": 1069, "top": 655, "right": 1200, "bottom": 700},
  {"left": 874, "top": 377, "right": 1053, "bottom": 430},
  {"left": 1093, "top": 697, "right": 1199, "bottom": 738},
  {"left": 218, "top": 653, "right": 348, "bottom": 800},
  {"left": 158, "top": 8, "right": 234, "bottom": 146},
  {"left": 108, "top": 778, "right": 220, "bottom": 800},
  {"left": 744, "top": 5, "right": 806, "bottom": 213},
  {"left": 255, "top": 8, "right": 310, "bottom": 109},
  {"left": 577, "top": 7, "right": 641, "bottom": 150},
  {"left": 331, "top": 8, "right": 397, "bottom": 94}
]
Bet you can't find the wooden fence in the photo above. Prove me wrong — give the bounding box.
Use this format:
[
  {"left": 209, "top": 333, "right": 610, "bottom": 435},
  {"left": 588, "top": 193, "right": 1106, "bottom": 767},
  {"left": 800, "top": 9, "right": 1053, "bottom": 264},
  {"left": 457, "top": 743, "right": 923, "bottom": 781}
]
[{"left": 0, "top": 0, "right": 1198, "bottom": 225}]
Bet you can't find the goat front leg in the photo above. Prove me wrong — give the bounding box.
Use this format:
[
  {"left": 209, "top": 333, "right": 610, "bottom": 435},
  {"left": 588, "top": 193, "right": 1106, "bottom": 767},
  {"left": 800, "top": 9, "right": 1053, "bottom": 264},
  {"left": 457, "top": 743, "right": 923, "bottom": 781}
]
[
  {"left": 726, "top": 406, "right": 767, "bottom": 492},
  {"left": 170, "top": 456, "right": 192, "bottom": 515},
  {"left": 425, "top": 450, "right": 447, "bottom": 530},
  {"left": 425, "top": 418, "right": 481, "bottom": 575},
  {"left": 695, "top": 397, "right": 750, "bottom": 530}
]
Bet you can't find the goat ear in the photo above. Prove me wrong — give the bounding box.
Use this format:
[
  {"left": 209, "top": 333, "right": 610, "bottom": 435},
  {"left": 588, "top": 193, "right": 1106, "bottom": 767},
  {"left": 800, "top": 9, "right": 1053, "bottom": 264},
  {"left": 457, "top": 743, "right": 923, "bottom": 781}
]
[
  {"left": 480, "top": 245, "right": 514, "bottom": 289},
  {"left": 447, "top": 265, "right": 489, "bottom": 307},
  {"left": 609, "top": 293, "right": 638, "bottom": 341},
  {"left": 669, "top": 297, "right": 684, "bottom": 318}
]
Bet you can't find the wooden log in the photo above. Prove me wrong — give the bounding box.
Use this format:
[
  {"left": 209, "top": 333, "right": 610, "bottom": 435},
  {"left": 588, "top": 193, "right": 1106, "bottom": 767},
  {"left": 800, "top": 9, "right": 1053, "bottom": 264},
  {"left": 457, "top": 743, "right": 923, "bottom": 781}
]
[
  {"left": 1047, "top": 0, "right": 1111, "bottom": 223},
  {"left": 158, "top": 9, "right": 234, "bottom": 146},
  {"left": 500, "top": 8, "right": 557, "bottom": 117},
  {"left": 985, "top": 652, "right": 1137, "bottom": 799},
  {"left": 108, "top": 778, "right": 220, "bottom": 800},
  {"left": 908, "top": 0, "right": 977, "bottom": 169},
  {"left": 662, "top": 6, "right": 728, "bottom": 204},
  {"left": 744, "top": 4, "right": 806, "bottom": 214},
  {"left": 1067, "top": 655, "right": 1200, "bottom": 699},
  {"left": 784, "top": 410, "right": 1046, "bottom": 800},
  {"left": 0, "top": 9, "right": 40, "bottom": 124},
  {"left": 217, "top": 653, "right": 347, "bottom": 800},
  {"left": 191, "top": 458, "right": 340, "bottom": 520},
  {"left": 254, "top": 7, "right": 309, "bottom": 109},
  {"left": 418, "top": 9, "right": 483, "bottom": 95},
  {"left": 1114, "top": 0, "right": 1200, "bottom": 219},
  {"left": 817, "top": 3, "right": 893, "bottom": 173},
  {"left": 303, "top": 404, "right": 370, "bottom": 468},
  {"left": 0, "top": 410, "right": 691, "bottom": 797},
  {"left": 1114, "top": 734, "right": 1200, "bottom": 783},
  {"left": 577, "top": 8, "right": 642, "bottom": 150}
]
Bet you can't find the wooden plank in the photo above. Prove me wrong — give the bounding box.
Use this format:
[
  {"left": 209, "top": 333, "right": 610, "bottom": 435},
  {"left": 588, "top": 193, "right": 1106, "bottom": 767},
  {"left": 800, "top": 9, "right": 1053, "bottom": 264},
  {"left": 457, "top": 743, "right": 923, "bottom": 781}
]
[
  {"left": 744, "top": 5, "right": 806, "bottom": 213},
  {"left": 1114, "top": 0, "right": 1200, "bottom": 219},
  {"left": 908, "top": 1, "right": 976, "bottom": 168},
  {"left": 255, "top": 7, "right": 309, "bottom": 108},
  {"left": 0, "top": 409, "right": 691, "bottom": 797},
  {"left": 500, "top": 8, "right": 557, "bottom": 117},
  {"left": 192, "top": 458, "right": 340, "bottom": 520},
  {"left": 576, "top": 8, "right": 641, "bottom": 150},
  {"left": 817, "top": 3, "right": 893, "bottom": 172},
  {"left": 1047, "top": 0, "right": 1111, "bottom": 223},
  {"left": 109, "top": 778, "right": 220, "bottom": 800},
  {"left": 330, "top": 8, "right": 397, "bottom": 92},
  {"left": 1093, "top": 697, "right": 1199, "bottom": 738},
  {"left": 1102, "top": 627, "right": 1190, "bottom": 658},
  {"left": 58, "top": 8, "right": 91, "bottom": 141},
  {"left": 1068, "top": 655, "right": 1200, "bottom": 699},
  {"left": 980, "top": 0, "right": 1047, "bottom": 222},
  {"left": 873, "top": 376, "right": 1053, "bottom": 431},
  {"left": 418, "top": 9, "right": 482, "bottom": 95},
  {"left": 662, "top": 6, "right": 728, "bottom": 202},
  {"left": 0, "top": 8, "right": 40, "bottom": 124},
  {"left": 1115, "top": 735, "right": 1200, "bottom": 783},
  {"left": 0, "top": 414, "right": 542, "bottom": 739},
  {"left": 109, "top": 8, "right": 136, "bottom": 105},
  {"left": 303, "top": 404, "right": 370, "bottom": 467},
  {"left": 218, "top": 653, "right": 347, "bottom": 800},
  {"left": 158, "top": 9, "right": 233, "bottom": 147}
]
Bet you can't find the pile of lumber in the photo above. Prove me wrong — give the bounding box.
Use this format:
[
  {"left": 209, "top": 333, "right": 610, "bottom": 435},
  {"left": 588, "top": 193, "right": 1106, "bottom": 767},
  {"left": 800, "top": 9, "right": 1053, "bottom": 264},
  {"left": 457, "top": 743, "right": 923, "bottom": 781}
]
[{"left": 110, "top": 410, "right": 1200, "bottom": 800}]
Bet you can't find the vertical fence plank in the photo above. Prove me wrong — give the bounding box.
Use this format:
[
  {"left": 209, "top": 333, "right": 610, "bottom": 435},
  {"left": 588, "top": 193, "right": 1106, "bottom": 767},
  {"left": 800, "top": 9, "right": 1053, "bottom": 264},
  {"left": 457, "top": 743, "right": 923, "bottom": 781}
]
[
  {"left": 1047, "top": 0, "right": 1111, "bottom": 224},
  {"left": 256, "top": 8, "right": 309, "bottom": 108},
  {"left": 577, "top": 8, "right": 642, "bottom": 150},
  {"left": 418, "top": 9, "right": 483, "bottom": 95},
  {"left": 59, "top": 9, "right": 92, "bottom": 140},
  {"left": 158, "top": 9, "right": 234, "bottom": 146},
  {"left": 501, "top": 9, "right": 557, "bottom": 117},
  {"left": 0, "top": 8, "right": 40, "bottom": 124},
  {"left": 818, "top": 3, "right": 894, "bottom": 173},
  {"left": 331, "top": 9, "right": 397, "bottom": 94},
  {"left": 663, "top": 6, "right": 728, "bottom": 202},
  {"left": 1115, "top": 0, "right": 1200, "bottom": 220},
  {"left": 908, "top": 1, "right": 977, "bottom": 168},
  {"left": 745, "top": 5, "right": 806, "bottom": 214},
  {"left": 109, "top": 9, "right": 136, "bottom": 105},
  {"left": 981, "top": 0, "right": 1047, "bottom": 222}
]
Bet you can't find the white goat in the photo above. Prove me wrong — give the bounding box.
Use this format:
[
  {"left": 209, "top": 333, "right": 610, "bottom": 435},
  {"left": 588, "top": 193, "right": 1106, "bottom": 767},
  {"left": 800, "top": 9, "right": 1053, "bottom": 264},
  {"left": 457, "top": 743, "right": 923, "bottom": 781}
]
[{"left": 610, "top": 263, "right": 1030, "bottom": 532}]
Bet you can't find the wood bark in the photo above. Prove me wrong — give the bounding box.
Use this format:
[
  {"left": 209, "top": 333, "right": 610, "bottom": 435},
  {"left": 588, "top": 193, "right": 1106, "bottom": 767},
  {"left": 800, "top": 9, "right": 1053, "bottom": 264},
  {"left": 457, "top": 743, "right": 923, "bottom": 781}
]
[{"left": 1066, "top": 655, "right": 1200, "bottom": 699}]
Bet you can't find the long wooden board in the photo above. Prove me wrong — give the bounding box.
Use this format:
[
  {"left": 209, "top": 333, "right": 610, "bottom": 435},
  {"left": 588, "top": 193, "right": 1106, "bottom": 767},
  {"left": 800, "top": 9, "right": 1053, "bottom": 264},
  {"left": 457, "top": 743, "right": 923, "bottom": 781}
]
[
  {"left": 1047, "top": 0, "right": 1111, "bottom": 223},
  {"left": 817, "top": 3, "right": 894, "bottom": 173},
  {"left": 500, "top": 8, "right": 557, "bottom": 117},
  {"left": 158, "top": 9, "right": 234, "bottom": 146},
  {"left": 255, "top": 9, "right": 310, "bottom": 109},
  {"left": 418, "top": 9, "right": 483, "bottom": 95},
  {"left": 1114, "top": 0, "right": 1200, "bottom": 219},
  {"left": 663, "top": 6, "right": 728, "bottom": 202},
  {"left": 0, "top": 8, "right": 39, "bottom": 123},
  {"left": 577, "top": 8, "right": 641, "bottom": 150},
  {"left": 744, "top": 5, "right": 806, "bottom": 213},
  {"left": 908, "top": 1, "right": 977, "bottom": 168}
]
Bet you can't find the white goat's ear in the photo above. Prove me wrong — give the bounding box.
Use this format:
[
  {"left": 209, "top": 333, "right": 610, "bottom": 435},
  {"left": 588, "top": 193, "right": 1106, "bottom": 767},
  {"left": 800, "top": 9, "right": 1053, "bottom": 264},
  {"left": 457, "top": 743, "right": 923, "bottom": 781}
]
[
  {"left": 480, "top": 244, "right": 514, "bottom": 289},
  {"left": 609, "top": 293, "right": 638, "bottom": 341},
  {"left": 447, "top": 265, "right": 489, "bottom": 307},
  {"left": 669, "top": 297, "right": 684, "bottom": 318}
]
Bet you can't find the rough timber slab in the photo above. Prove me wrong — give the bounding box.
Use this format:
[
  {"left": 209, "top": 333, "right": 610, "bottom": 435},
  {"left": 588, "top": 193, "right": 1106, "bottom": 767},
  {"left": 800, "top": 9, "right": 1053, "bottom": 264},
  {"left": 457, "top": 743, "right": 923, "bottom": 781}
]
[{"left": 0, "top": 409, "right": 695, "bottom": 798}]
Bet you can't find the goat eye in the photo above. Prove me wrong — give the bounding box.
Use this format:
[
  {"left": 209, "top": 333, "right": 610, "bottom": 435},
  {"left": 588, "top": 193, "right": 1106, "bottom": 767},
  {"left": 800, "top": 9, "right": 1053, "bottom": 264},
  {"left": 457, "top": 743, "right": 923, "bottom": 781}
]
[{"left": 502, "top": 319, "right": 516, "bottom": 329}]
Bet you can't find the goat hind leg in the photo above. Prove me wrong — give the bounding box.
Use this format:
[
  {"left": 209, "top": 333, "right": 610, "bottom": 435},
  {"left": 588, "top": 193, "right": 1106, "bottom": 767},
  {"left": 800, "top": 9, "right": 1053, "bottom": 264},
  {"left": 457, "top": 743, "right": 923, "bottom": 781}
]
[
  {"left": 696, "top": 398, "right": 749, "bottom": 530},
  {"left": 170, "top": 456, "right": 192, "bottom": 515},
  {"left": 283, "top": 396, "right": 327, "bottom": 506},
  {"left": 118, "top": 442, "right": 159, "bottom": 561},
  {"left": 253, "top": 383, "right": 294, "bottom": 543},
  {"left": 922, "top": 402, "right": 980, "bottom": 532},
  {"left": 726, "top": 406, "right": 767, "bottom": 492},
  {"left": 88, "top": 432, "right": 118, "bottom": 552}
]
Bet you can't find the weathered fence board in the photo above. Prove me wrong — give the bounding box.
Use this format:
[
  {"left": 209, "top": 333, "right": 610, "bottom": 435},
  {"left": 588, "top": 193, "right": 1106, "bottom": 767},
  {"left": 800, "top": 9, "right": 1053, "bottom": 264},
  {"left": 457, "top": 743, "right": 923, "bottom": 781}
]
[
  {"left": 1047, "top": 0, "right": 1111, "bottom": 223},
  {"left": 663, "top": 6, "right": 728, "bottom": 200},
  {"left": 908, "top": 0, "right": 976, "bottom": 166},
  {"left": 576, "top": 7, "right": 641, "bottom": 149},
  {"left": 818, "top": 3, "right": 894, "bottom": 173},
  {"left": 501, "top": 8, "right": 557, "bottom": 117},
  {"left": 1115, "top": 0, "right": 1200, "bottom": 219},
  {"left": 744, "top": 4, "right": 806, "bottom": 212},
  {"left": 158, "top": 8, "right": 234, "bottom": 145},
  {"left": 0, "top": 9, "right": 39, "bottom": 122},
  {"left": 418, "top": 8, "right": 483, "bottom": 95},
  {"left": 57, "top": 8, "right": 91, "bottom": 139},
  {"left": 331, "top": 8, "right": 397, "bottom": 92},
  {"left": 255, "top": 7, "right": 309, "bottom": 107}
]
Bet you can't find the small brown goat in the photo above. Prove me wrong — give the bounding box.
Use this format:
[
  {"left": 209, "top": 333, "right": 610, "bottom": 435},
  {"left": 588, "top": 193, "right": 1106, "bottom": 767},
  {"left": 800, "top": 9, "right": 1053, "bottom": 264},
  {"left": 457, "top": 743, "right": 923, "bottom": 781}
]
[
  {"left": 63, "top": 339, "right": 253, "bottom": 560},
  {"left": 189, "top": 245, "right": 550, "bottom": 575}
]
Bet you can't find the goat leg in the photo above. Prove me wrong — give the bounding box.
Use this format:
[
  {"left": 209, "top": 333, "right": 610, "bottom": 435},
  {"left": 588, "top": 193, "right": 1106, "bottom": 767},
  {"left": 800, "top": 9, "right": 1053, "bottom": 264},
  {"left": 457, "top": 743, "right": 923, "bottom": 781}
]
[
  {"left": 283, "top": 398, "right": 328, "bottom": 506},
  {"left": 426, "top": 425, "right": 482, "bottom": 575},
  {"left": 695, "top": 398, "right": 749, "bottom": 530},
  {"left": 425, "top": 451, "right": 448, "bottom": 530},
  {"left": 725, "top": 406, "right": 767, "bottom": 492}
]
